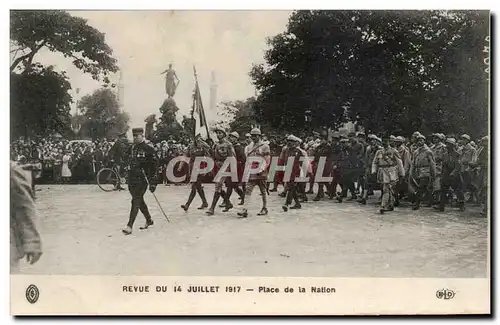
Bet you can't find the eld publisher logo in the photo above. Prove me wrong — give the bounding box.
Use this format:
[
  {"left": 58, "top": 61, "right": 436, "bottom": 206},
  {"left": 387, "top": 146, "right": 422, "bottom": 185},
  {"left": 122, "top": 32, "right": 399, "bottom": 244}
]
[
  {"left": 25, "top": 284, "right": 39, "bottom": 304},
  {"left": 436, "top": 289, "right": 455, "bottom": 300}
]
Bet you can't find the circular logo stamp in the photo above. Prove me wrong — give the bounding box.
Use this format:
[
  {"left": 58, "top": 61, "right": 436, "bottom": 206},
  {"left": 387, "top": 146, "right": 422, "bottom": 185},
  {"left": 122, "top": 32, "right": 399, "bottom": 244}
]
[{"left": 26, "top": 284, "right": 39, "bottom": 304}]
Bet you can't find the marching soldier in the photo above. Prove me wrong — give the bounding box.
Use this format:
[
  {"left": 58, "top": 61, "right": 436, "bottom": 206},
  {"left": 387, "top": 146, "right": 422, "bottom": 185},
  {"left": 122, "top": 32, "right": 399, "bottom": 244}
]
[
  {"left": 437, "top": 138, "right": 464, "bottom": 212},
  {"left": 409, "top": 134, "right": 436, "bottom": 210},
  {"left": 282, "top": 135, "right": 306, "bottom": 211},
  {"left": 180, "top": 134, "right": 210, "bottom": 211},
  {"left": 393, "top": 136, "right": 411, "bottom": 206},
  {"left": 206, "top": 127, "right": 235, "bottom": 216},
  {"left": 476, "top": 136, "right": 489, "bottom": 216},
  {"left": 431, "top": 133, "right": 447, "bottom": 206},
  {"left": 237, "top": 128, "right": 271, "bottom": 218},
  {"left": 358, "top": 134, "right": 381, "bottom": 204},
  {"left": 224, "top": 131, "right": 246, "bottom": 209},
  {"left": 371, "top": 135, "right": 404, "bottom": 214},
  {"left": 458, "top": 134, "right": 478, "bottom": 204},
  {"left": 122, "top": 128, "right": 157, "bottom": 235},
  {"left": 312, "top": 130, "right": 333, "bottom": 201}
]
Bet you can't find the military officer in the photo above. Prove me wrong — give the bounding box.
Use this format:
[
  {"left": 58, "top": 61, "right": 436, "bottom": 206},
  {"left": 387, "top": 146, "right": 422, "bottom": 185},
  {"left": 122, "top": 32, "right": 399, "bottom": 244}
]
[{"left": 122, "top": 128, "right": 158, "bottom": 235}]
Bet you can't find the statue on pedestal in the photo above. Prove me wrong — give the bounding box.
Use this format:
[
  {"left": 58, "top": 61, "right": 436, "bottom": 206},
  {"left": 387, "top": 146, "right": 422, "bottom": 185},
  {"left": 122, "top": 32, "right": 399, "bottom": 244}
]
[{"left": 160, "top": 63, "right": 180, "bottom": 98}]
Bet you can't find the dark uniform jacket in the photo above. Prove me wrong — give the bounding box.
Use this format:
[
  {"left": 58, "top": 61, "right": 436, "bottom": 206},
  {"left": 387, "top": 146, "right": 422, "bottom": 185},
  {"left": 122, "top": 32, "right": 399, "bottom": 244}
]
[{"left": 128, "top": 141, "right": 157, "bottom": 185}]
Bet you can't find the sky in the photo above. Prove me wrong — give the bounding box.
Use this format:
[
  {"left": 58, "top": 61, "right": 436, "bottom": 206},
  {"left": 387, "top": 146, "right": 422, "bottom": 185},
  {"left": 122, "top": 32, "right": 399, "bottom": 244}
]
[{"left": 33, "top": 10, "right": 292, "bottom": 129}]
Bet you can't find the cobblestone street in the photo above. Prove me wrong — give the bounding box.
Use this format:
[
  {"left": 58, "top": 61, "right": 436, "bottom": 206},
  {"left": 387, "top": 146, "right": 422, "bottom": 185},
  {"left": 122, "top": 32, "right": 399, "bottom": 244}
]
[{"left": 22, "top": 185, "right": 488, "bottom": 278}]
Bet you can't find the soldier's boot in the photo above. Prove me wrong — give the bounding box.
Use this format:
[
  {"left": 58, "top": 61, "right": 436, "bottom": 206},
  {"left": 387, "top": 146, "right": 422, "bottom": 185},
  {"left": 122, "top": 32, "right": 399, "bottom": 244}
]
[
  {"left": 206, "top": 192, "right": 221, "bottom": 215},
  {"left": 122, "top": 226, "right": 132, "bottom": 235},
  {"left": 313, "top": 185, "right": 325, "bottom": 201},
  {"left": 290, "top": 203, "right": 302, "bottom": 209},
  {"left": 218, "top": 190, "right": 227, "bottom": 207},
  {"left": 181, "top": 189, "right": 197, "bottom": 212},
  {"left": 196, "top": 186, "right": 209, "bottom": 209},
  {"left": 140, "top": 219, "right": 154, "bottom": 230},
  {"left": 139, "top": 202, "right": 154, "bottom": 229},
  {"left": 257, "top": 207, "right": 268, "bottom": 216},
  {"left": 223, "top": 199, "right": 234, "bottom": 212}
]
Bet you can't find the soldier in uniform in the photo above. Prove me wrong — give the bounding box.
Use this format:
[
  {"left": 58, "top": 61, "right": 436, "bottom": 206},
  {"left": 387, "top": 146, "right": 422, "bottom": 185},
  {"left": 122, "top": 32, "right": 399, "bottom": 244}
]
[
  {"left": 328, "top": 132, "right": 344, "bottom": 200},
  {"left": 180, "top": 134, "right": 210, "bottom": 211},
  {"left": 431, "top": 133, "right": 447, "bottom": 206},
  {"left": 358, "top": 134, "right": 381, "bottom": 204},
  {"left": 224, "top": 131, "right": 246, "bottom": 209},
  {"left": 282, "top": 135, "right": 306, "bottom": 211},
  {"left": 312, "top": 130, "right": 333, "bottom": 201},
  {"left": 206, "top": 127, "right": 235, "bottom": 215},
  {"left": 458, "top": 134, "right": 478, "bottom": 205},
  {"left": 476, "top": 136, "right": 488, "bottom": 216},
  {"left": 393, "top": 136, "right": 411, "bottom": 206},
  {"left": 409, "top": 134, "right": 437, "bottom": 210},
  {"left": 437, "top": 138, "right": 464, "bottom": 211},
  {"left": 237, "top": 128, "right": 271, "bottom": 218},
  {"left": 371, "top": 135, "right": 404, "bottom": 214},
  {"left": 122, "top": 128, "right": 158, "bottom": 235}
]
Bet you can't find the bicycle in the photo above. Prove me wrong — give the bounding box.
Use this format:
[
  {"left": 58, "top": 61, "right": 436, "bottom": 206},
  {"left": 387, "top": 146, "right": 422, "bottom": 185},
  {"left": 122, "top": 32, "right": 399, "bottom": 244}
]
[{"left": 96, "top": 164, "right": 128, "bottom": 192}]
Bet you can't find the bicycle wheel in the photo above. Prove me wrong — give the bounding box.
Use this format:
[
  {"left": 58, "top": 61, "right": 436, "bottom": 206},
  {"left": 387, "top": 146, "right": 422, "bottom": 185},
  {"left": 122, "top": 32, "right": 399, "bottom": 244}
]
[{"left": 96, "top": 168, "right": 120, "bottom": 192}]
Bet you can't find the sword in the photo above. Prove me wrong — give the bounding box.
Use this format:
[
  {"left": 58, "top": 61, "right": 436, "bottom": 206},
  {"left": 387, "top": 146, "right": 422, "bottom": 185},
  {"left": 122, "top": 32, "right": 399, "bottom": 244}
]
[{"left": 141, "top": 169, "right": 171, "bottom": 223}]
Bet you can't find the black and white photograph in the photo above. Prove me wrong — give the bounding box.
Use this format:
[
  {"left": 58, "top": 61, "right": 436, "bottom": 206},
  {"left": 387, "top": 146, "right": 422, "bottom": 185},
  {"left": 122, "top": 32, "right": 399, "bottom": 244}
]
[{"left": 9, "top": 9, "right": 491, "bottom": 315}]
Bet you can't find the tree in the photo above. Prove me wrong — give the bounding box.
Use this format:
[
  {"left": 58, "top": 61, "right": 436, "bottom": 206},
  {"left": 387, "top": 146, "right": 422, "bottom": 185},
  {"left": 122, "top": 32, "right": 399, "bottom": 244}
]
[
  {"left": 77, "top": 88, "right": 130, "bottom": 139},
  {"left": 250, "top": 10, "right": 489, "bottom": 137},
  {"left": 10, "top": 10, "right": 118, "bottom": 78},
  {"left": 10, "top": 63, "right": 72, "bottom": 139},
  {"left": 10, "top": 10, "right": 119, "bottom": 140},
  {"left": 215, "top": 97, "right": 261, "bottom": 135}
]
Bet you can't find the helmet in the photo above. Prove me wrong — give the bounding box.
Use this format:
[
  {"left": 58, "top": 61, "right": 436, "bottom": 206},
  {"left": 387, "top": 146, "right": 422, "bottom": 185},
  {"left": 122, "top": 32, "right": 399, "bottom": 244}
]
[{"left": 250, "top": 128, "right": 261, "bottom": 136}]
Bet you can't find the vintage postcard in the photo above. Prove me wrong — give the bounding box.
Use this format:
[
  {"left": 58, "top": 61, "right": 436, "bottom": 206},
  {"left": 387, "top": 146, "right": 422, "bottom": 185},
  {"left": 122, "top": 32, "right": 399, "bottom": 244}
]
[{"left": 9, "top": 9, "right": 490, "bottom": 315}]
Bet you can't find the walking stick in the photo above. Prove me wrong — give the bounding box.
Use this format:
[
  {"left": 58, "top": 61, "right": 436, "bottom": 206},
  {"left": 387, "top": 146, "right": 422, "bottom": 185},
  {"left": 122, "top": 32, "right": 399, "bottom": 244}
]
[{"left": 141, "top": 169, "right": 171, "bottom": 223}]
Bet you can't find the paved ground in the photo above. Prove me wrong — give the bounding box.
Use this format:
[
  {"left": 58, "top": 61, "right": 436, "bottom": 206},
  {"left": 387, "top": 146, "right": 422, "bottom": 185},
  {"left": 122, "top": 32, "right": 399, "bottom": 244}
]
[{"left": 21, "top": 184, "right": 488, "bottom": 277}]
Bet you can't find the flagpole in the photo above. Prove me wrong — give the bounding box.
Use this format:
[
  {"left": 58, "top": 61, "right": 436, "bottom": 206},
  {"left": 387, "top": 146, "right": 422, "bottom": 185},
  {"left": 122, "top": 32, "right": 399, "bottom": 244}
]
[
  {"left": 190, "top": 89, "right": 196, "bottom": 139},
  {"left": 193, "top": 65, "right": 211, "bottom": 138}
]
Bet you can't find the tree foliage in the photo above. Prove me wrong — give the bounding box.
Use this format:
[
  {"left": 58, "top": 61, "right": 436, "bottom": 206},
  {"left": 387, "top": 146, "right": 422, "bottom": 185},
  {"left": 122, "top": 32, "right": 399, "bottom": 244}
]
[
  {"left": 250, "top": 10, "right": 489, "bottom": 138},
  {"left": 10, "top": 10, "right": 118, "bottom": 78},
  {"left": 10, "top": 64, "right": 72, "bottom": 139},
  {"left": 10, "top": 10, "right": 119, "bottom": 140},
  {"left": 215, "top": 97, "right": 262, "bottom": 135},
  {"left": 77, "top": 88, "right": 130, "bottom": 139}
]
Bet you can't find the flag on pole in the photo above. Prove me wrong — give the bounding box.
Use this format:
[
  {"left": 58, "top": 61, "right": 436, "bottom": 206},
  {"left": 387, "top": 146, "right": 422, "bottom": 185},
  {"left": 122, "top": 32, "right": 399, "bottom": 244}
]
[{"left": 193, "top": 67, "right": 208, "bottom": 128}]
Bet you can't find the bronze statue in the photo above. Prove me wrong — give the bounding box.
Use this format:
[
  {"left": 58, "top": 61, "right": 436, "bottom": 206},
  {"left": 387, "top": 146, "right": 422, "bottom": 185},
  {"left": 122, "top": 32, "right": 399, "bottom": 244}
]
[{"left": 160, "top": 63, "right": 180, "bottom": 98}]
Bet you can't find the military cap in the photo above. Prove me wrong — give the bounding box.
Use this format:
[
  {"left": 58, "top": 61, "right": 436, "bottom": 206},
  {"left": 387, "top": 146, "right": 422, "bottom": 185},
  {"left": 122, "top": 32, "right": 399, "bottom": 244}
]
[
  {"left": 394, "top": 136, "right": 405, "bottom": 142},
  {"left": 132, "top": 127, "right": 144, "bottom": 134},
  {"left": 374, "top": 136, "right": 382, "bottom": 143},
  {"left": 287, "top": 134, "right": 296, "bottom": 141},
  {"left": 245, "top": 133, "right": 251, "bottom": 137},
  {"left": 340, "top": 138, "right": 349, "bottom": 143},
  {"left": 250, "top": 128, "right": 262, "bottom": 136},
  {"left": 460, "top": 134, "right": 471, "bottom": 141},
  {"left": 389, "top": 135, "right": 397, "bottom": 141},
  {"left": 437, "top": 133, "right": 446, "bottom": 140},
  {"left": 446, "top": 138, "right": 457, "bottom": 145},
  {"left": 416, "top": 134, "right": 426, "bottom": 140},
  {"left": 412, "top": 131, "right": 422, "bottom": 137},
  {"left": 229, "top": 131, "right": 239, "bottom": 139},
  {"left": 481, "top": 136, "right": 489, "bottom": 142}
]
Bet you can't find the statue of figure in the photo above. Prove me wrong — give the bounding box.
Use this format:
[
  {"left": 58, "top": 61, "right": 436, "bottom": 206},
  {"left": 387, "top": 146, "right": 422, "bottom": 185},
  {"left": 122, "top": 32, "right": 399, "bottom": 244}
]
[
  {"left": 144, "top": 114, "right": 157, "bottom": 140},
  {"left": 160, "top": 63, "right": 180, "bottom": 98}
]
